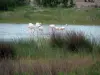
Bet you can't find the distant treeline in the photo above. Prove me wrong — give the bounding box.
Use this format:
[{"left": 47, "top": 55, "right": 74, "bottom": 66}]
[
  {"left": 35, "top": 0, "right": 75, "bottom": 7},
  {"left": 0, "top": 0, "right": 29, "bottom": 11},
  {"left": 0, "top": 0, "right": 74, "bottom": 11}
]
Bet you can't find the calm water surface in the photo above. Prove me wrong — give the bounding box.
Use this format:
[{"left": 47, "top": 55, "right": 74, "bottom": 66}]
[{"left": 0, "top": 23, "right": 100, "bottom": 43}]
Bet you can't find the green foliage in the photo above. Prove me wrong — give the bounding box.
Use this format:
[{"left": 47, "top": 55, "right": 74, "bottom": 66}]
[
  {"left": 69, "top": 0, "right": 74, "bottom": 7},
  {"left": 50, "top": 31, "right": 93, "bottom": 52},
  {"left": 0, "top": 0, "right": 15, "bottom": 10},
  {"left": 36, "top": 0, "right": 59, "bottom": 7},
  {"left": 0, "top": 0, "right": 28, "bottom": 11},
  {"left": 35, "top": 0, "right": 74, "bottom": 7},
  {"left": 0, "top": 41, "right": 16, "bottom": 59},
  {"left": 62, "top": 0, "right": 69, "bottom": 7},
  {"left": 15, "top": 0, "right": 27, "bottom": 6},
  {"left": 13, "top": 39, "right": 39, "bottom": 58},
  {"left": 65, "top": 31, "right": 93, "bottom": 52},
  {"left": 87, "top": 61, "right": 100, "bottom": 75},
  {"left": 50, "top": 32, "right": 65, "bottom": 48}
]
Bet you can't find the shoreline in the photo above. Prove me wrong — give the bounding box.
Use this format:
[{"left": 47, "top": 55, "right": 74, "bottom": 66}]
[{"left": 0, "top": 23, "right": 100, "bottom": 26}]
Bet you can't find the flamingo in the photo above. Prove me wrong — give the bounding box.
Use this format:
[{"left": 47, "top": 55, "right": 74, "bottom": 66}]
[
  {"left": 28, "top": 23, "right": 34, "bottom": 29},
  {"left": 66, "top": 24, "right": 68, "bottom": 26},
  {"left": 49, "top": 24, "right": 56, "bottom": 28},
  {"left": 60, "top": 26, "right": 65, "bottom": 30},
  {"left": 49, "top": 24, "right": 56, "bottom": 31},
  {"left": 35, "top": 22, "right": 42, "bottom": 28},
  {"left": 55, "top": 27, "right": 60, "bottom": 30},
  {"left": 28, "top": 23, "right": 35, "bottom": 33},
  {"left": 38, "top": 26, "right": 43, "bottom": 31},
  {"left": 49, "top": 24, "right": 56, "bottom": 35}
]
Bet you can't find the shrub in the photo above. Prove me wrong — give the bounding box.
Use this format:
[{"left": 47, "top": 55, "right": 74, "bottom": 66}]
[
  {"left": 69, "top": 0, "right": 74, "bottom": 7},
  {"left": 62, "top": 0, "right": 69, "bottom": 7},
  {"left": 50, "top": 32, "right": 65, "bottom": 48},
  {"left": 15, "top": 0, "right": 29, "bottom": 6},
  {"left": 0, "top": 0, "right": 28, "bottom": 11},
  {"left": 0, "top": 0, "right": 15, "bottom": 11},
  {"left": 36, "top": 0, "right": 59, "bottom": 7},
  {"left": 35, "top": 0, "right": 74, "bottom": 7},
  {"left": 64, "top": 31, "right": 93, "bottom": 52},
  {"left": 0, "top": 41, "right": 15, "bottom": 59},
  {"left": 49, "top": 31, "right": 93, "bottom": 52},
  {"left": 87, "top": 61, "right": 100, "bottom": 75}
]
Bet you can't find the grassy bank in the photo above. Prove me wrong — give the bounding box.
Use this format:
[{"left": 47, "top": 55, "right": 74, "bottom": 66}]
[
  {"left": 0, "top": 31, "right": 100, "bottom": 75},
  {"left": 0, "top": 39, "right": 100, "bottom": 75},
  {"left": 0, "top": 6, "right": 100, "bottom": 25},
  {"left": 0, "top": 58, "right": 100, "bottom": 75}
]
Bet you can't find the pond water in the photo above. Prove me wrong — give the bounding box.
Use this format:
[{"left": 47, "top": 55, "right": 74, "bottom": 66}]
[{"left": 0, "top": 23, "right": 100, "bottom": 43}]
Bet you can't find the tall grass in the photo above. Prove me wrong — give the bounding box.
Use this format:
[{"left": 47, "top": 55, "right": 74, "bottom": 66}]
[
  {"left": 0, "top": 31, "right": 100, "bottom": 75},
  {"left": 0, "top": 41, "right": 15, "bottom": 59},
  {"left": 0, "top": 30, "right": 99, "bottom": 59},
  {"left": 0, "top": 59, "right": 99, "bottom": 75},
  {"left": 0, "top": 60, "right": 14, "bottom": 75},
  {"left": 50, "top": 31, "right": 93, "bottom": 52},
  {"left": 13, "top": 39, "right": 39, "bottom": 59},
  {"left": 87, "top": 61, "right": 100, "bottom": 75}
]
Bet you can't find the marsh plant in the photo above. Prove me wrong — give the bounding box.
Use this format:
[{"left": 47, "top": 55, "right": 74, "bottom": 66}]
[
  {"left": 50, "top": 31, "right": 93, "bottom": 52},
  {"left": 50, "top": 31, "right": 65, "bottom": 48},
  {"left": 0, "top": 59, "right": 99, "bottom": 75},
  {"left": 87, "top": 61, "right": 100, "bottom": 75},
  {"left": 0, "top": 59, "right": 14, "bottom": 75},
  {"left": 0, "top": 41, "right": 16, "bottom": 59},
  {"left": 0, "top": 31, "right": 99, "bottom": 75},
  {"left": 13, "top": 39, "right": 39, "bottom": 58}
]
